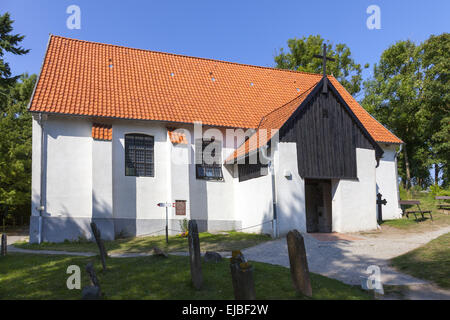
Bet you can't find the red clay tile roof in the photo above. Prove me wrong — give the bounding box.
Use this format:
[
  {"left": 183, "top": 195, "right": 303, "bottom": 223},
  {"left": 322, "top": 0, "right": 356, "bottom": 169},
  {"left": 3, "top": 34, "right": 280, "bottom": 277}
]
[
  {"left": 30, "top": 35, "right": 402, "bottom": 147},
  {"left": 167, "top": 129, "right": 188, "bottom": 144},
  {"left": 328, "top": 77, "right": 402, "bottom": 144},
  {"left": 92, "top": 123, "right": 112, "bottom": 141},
  {"left": 227, "top": 84, "right": 317, "bottom": 162}
]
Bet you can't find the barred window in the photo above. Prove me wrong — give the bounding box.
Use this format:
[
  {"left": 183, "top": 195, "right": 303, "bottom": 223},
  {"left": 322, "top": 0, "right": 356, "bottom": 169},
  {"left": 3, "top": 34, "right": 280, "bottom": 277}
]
[
  {"left": 195, "top": 139, "right": 223, "bottom": 180},
  {"left": 238, "top": 163, "right": 268, "bottom": 182},
  {"left": 125, "top": 134, "right": 154, "bottom": 177}
]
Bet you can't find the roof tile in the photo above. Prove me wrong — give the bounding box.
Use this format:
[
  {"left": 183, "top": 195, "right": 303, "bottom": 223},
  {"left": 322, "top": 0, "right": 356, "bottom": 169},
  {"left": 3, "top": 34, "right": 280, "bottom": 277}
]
[
  {"left": 92, "top": 123, "right": 112, "bottom": 141},
  {"left": 30, "top": 36, "right": 402, "bottom": 148}
]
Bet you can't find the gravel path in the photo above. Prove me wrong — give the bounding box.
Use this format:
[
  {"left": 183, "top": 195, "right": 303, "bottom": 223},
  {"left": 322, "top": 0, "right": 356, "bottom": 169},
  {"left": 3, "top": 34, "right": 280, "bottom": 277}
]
[
  {"left": 8, "top": 246, "right": 96, "bottom": 257},
  {"left": 242, "top": 226, "right": 450, "bottom": 299}
]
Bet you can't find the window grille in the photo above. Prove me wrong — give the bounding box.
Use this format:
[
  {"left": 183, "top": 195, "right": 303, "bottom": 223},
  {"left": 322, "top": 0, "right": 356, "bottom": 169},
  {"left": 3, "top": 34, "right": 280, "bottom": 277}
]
[{"left": 125, "top": 134, "right": 154, "bottom": 177}]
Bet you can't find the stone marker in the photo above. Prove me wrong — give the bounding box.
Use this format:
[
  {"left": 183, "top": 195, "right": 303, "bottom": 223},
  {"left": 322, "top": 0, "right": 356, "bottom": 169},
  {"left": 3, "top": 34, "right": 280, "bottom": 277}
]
[
  {"left": 1, "top": 234, "right": 6, "bottom": 256},
  {"left": 188, "top": 220, "right": 203, "bottom": 289},
  {"left": 286, "top": 230, "right": 312, "bottom": 297},
  {"left": 82, "top": 262, "right": 101, "bottom": 300},
  {"left": 229, "top": 250, "right": 256, "bottom": 300},
  {"left": 90, "top": 222, "right": 107, "bottom": 271},
  {"left": 152, "top": 247, "right": 168, "bottom": 258},
  {"left": 204, "top": 251, "right": 222, "bottom": 263}
]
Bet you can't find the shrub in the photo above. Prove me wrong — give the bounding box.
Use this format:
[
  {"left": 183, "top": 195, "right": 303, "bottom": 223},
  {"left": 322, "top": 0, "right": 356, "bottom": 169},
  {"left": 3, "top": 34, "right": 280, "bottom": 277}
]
[{"left": 179, "top": 218, "right": 189, "bottom": 233}]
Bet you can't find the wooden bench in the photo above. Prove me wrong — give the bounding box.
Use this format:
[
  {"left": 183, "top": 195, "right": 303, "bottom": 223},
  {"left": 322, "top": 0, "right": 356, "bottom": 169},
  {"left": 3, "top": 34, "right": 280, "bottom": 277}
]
[
  {"left": 435, "top": 196, "right": 450, "bottom": 213},
  {"left": 399, "top": 200, "right": 433, "bottom": 221}
]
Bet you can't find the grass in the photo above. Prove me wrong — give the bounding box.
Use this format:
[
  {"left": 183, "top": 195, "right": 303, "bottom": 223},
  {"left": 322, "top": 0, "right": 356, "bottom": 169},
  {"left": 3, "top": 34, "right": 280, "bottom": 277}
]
[
  {"left": 390, "top": 232, "right": 450, "bottom": 289},
  {"left": 380, "top": 212, "right": 450, "bottom": 230},
  {"left": 380, "top": 218, "right": 420, "bottom": 229},
  {"left": 399, "top": 188, "right": 448, "bottom": 214},
  {"left": 14, "top": 231, "right": 272, "bottom": 254},
  {"left": 380, "top": 189, "right": 450, "bottom": 230},
  {"left": 0, "top": 253, "right": 371, "bottom": 300}
]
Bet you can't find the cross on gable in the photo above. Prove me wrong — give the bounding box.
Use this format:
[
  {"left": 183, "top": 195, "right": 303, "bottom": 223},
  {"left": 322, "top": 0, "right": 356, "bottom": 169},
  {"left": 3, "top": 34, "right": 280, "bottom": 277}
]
[{"left": 313, "top": 44, "right": 335, "bottom": 94}]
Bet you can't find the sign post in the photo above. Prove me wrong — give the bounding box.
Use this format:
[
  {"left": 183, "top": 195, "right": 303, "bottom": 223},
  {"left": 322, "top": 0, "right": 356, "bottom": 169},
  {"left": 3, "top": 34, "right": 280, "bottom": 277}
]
[
  {"left": 166, "top": 205, "right": 168, "bottom": 244},
  {"left": 158, "top": 202, "right": 175, "bottom": 244}
]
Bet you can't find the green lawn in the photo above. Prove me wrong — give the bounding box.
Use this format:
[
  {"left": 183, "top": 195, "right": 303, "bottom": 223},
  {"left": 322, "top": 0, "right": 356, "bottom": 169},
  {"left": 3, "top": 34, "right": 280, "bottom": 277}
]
[
  {"left": 14, "top": 231, "right": 272, "bottom": 254},
  {"left": 390, "top": 233, "right": 450, "bottom": 289},
  {"left": 380, "top": 189, "right": 450, "bottom": 230},
  {"left": 399, "top": 188, "right": 449, "bottom": 214},
  {"left": 0, "top": 253, "right": 371, "bottom": 300},
  {"left": 379, "top": 213, "right": 450, "bottom": 229},
  {"left": 380, "top": 218, "right": 420, "bottom": 229}
]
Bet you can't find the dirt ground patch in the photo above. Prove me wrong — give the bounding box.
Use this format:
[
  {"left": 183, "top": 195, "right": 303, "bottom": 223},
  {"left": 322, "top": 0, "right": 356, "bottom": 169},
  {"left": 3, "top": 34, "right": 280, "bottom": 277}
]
[{"left": 352, "top": 212, "right": 450, "bottom": 240}]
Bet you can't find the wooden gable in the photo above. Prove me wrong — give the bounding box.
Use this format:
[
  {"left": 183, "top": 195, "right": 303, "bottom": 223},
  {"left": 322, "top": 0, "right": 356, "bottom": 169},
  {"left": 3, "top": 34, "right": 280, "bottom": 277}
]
[{"left": 279, "top": 79, "right": 382, "bottom": 179}]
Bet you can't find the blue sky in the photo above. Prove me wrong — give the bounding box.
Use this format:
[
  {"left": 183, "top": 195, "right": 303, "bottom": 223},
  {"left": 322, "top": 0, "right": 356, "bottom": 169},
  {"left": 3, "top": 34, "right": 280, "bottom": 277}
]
[{"left": 3, "top": 0, "right": 450, "bottom": 86}]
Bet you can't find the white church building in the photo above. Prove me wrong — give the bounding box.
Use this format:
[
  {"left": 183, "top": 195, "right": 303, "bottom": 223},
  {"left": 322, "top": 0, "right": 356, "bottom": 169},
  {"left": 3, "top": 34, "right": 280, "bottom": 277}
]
[{"left": 28, "top": 36, "right": 403, "bottom": 243}]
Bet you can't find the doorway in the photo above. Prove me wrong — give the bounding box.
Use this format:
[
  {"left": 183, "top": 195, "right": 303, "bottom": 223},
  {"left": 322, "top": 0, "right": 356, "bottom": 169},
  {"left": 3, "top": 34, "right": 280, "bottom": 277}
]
[{"left": 305, "top": 179, "right": 332, "bottom": 233}]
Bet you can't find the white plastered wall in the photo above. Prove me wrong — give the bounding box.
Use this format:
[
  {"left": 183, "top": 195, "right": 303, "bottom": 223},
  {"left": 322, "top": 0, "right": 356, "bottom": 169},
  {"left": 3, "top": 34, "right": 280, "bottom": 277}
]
[
  {"left": 187, "top": 126, "right": 239, "bottom": 230},
  {"left": 112, "top": 123, "right": 240, "bottom": 234},
  {"left": 233, "top": 167, "right": 273, "bottom": 234},
  {"left": 170, "top": 141, "right": 191, "bottom": 225},
  {"left": 332, "top": 148, "right": 378, "bottom": 232},
  {"left": 31, "top": 116, "right": 43, "bottom": 218},
  {"left": 44, "top": 117, "right": 93, "bottom": 218},
  {"left": 376, "top": 144, "right": 402, "bottom": 220},
  {"left": 275, "top": 142, "right": 306, "bottom": 235},
  {"left": 92, "top": 139, "right": 113, "bottom": 219},
  {"left": 112, "top": 122, "right": 170, "bottom": 228}
]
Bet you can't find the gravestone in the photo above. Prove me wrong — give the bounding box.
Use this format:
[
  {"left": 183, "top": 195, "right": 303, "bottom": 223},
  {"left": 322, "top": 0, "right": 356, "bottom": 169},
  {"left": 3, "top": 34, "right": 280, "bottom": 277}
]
[
  {"left": 153, "top": 247, "right": 168, "bottom": 258},
  {"left": 188, "top": 220, "right": 203, "bottom": 289},
  {"left": 1, "top": 234, "right": 6, "bottom": 256},
  {"left": 286, "top": 230, "right": 312, "bottom": 297},
  {"left": 90, "top": 222, "right": 107, "bottom": 271},
  {"left": 229, "top": 250, "right": 256, "bottom": 300},
  {"left": 82, "top": 262, "right": 101, "bottom": 300},
  {"left": 204, "top": 251, "right": 222, "bottom": 263}
]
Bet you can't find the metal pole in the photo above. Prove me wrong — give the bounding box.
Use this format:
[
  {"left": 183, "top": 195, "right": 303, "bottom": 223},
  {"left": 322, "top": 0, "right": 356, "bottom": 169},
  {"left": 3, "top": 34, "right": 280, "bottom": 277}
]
[
  {"left": 165, "top": 206, "right": 169, "bottom": 244},
  {"left": 270, "top": 161, "right": 278, "bottom": 238},
  {"left": 38, "top": 212, "right": 42, "bottom": 244}
]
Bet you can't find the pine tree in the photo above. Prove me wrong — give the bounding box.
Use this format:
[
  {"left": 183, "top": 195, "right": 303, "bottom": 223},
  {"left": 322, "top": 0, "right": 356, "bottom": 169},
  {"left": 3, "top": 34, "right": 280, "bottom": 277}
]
[{"left": 0, "top": 12, "right": 30, "bottom": 110}]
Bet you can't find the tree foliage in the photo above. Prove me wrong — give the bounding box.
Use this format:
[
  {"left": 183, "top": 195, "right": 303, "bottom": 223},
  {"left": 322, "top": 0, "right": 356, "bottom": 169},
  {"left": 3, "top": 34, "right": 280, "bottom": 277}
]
[
  {"left": 0, "top": 74, "right": 36, "bottom": 207},
  {"left": 0, "top": 12, "right": 32, "bottom": 223},
  {"left": 419, "top": 33, "right": 450, "bottom": 187},
  {"left": 0, "top": 12, "right": 29, "bottom": 107},
  {"left": 362, "top": 33, "right": 449, "bottom": 188},
  {"left": 274, "top": 35, "right": 368, "bottom": 96}
]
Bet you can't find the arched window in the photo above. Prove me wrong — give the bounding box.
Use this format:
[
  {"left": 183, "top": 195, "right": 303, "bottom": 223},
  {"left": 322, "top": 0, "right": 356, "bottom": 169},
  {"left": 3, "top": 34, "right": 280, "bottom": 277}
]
[{"left": 125, "top": 134, "right": 154, "bottom": 177}]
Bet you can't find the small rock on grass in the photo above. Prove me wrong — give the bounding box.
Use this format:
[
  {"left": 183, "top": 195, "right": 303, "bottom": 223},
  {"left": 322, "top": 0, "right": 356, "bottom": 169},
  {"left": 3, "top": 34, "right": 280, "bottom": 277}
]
[
  {"left": 153, "top": 247, "right": 168, "bottom": 258},
  {"left": 204, "top": 251, "right": 222, "bottom": 263},
  {"left": 82, "top": 286, "right": 101, "bottom": 300}
]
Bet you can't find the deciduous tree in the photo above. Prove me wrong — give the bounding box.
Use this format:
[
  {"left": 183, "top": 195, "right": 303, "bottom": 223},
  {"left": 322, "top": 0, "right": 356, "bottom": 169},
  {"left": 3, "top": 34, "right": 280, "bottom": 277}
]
[
  {"left": 362, "top": 34, "right": 449, "bottom": 188},
  {"left": 274, "top": 35, "right": 368, "bottom": 96},
  {"left": 418, "top": 33, "right": 450, "bottom": 186}
]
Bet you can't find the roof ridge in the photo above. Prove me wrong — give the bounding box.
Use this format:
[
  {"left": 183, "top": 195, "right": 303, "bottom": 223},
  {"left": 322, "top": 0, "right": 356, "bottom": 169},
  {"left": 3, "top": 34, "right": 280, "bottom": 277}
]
[{"left": 50, "top": 35, "right": 324, "bottom": 77}]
